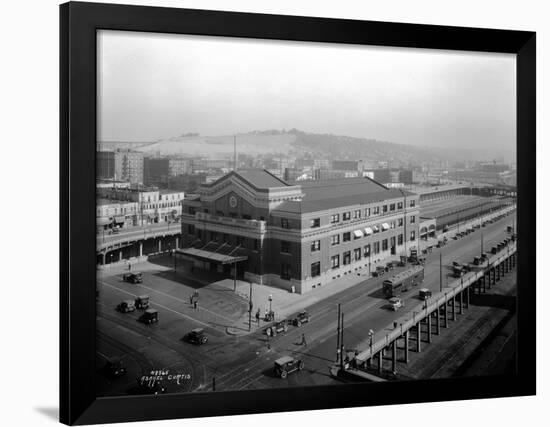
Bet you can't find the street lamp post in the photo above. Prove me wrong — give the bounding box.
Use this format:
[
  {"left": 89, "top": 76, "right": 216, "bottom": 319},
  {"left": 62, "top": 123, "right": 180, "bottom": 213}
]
[{"left": 368, "top": 329, "right": 374, "bottom": 360}]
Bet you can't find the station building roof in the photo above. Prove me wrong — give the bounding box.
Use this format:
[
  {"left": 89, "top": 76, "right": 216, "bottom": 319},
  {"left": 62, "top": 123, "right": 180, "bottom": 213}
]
[{"left": 274, "top": 177, "right": 416, "bottom": 214}]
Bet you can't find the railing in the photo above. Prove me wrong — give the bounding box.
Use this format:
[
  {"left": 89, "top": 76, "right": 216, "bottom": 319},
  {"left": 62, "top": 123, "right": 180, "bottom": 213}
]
[{"left": 355, "top": 243, "right": 517, "bottom": 362}]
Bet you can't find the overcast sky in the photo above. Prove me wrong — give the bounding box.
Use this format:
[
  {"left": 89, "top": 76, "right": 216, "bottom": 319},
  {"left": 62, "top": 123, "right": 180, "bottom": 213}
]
[{"left": 98, "top": 30, "right": 515, "bottom": 152}]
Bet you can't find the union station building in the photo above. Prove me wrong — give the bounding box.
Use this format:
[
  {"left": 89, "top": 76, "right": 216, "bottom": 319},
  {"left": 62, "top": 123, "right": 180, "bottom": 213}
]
[{"left": 177, "top": 169, "right": 420, "bottom": 294}]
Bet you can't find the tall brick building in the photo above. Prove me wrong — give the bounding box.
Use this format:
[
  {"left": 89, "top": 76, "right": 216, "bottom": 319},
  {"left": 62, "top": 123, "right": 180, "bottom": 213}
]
[{"left": 177, "top": 169, "right": 420, "bottom": 294}]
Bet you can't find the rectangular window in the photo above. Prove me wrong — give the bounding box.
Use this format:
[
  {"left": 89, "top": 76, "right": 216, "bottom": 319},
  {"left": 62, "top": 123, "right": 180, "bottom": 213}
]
[
  {"left": 311, "top": 262, "right": 321, "bottom": 278},
  {"left": 253, "top": 239, "right": 259, "bottom": 251},
  {"left": 390, "top": 221, "right": 396, "bottom": 229},
  {"left": 410, "top": 230, "right": 416, "bottom": 241},
  {"left": 281, "top": 264, "right": 291, "bottom": 280},
  {"left": 310, "top": 218, "right": 321, "bottom": 228},
  {"left": 382, "top": 239, "right": 388, "bottom": 251},
  {"left": 281, "top": 218, "right": 289, "bottom": 229},
  {"left": 331, "top": 214, "right": 340, "bottom": 224},
  {"left": 343, "top": 212, "right": 351, "bottom": 221},
  {"left": 365, "top": 208, "right": 371, "bottom": 217},
  {"left": 187, "top": 224, "right": 195, "bottom": 234},
  {"left": 398, "top": 218, "right": 404, "bottom": 227},
  {"left": 331, "top": 234, "right": 340, "bottom": 246},
  {"left": 390, "top": 203, "right": 396, "bottom": 212},
  {"left": 390, "top": 236, "right": 396, "bottom": 247},
  {"left": 410, "top": 199, "right": 416, "bottom": 207},
  {"left": 343, "top": 232, "right": 351, "bottom": 242},
  {"left": 354, "top": 248, "right": 362, "bottom": 261},
  {"left": 382, "top": 205, "right": 388, "bottom": 214},
  {"left": 373, "top": 241, "right": 380, "bottom": 254},
  {"left": 364, "top": 244, "right": 371, "bottom": 257},
  {"left": 373, "top": 206, "right": 380, "bottom": 215},
  {"left": 310, "top": 240, "right": 321, "bottom": 252},
  {"left": 331, "top": 255, "right": 340, "bottom": 269},
  {"left": 410, "top": 215, "right": 416, "bottom": 224},
  {"left": 398, "top": 234, "right": 404, "bottom": 245},
  {"left": 343, "top": 251, "right": 351, "bottom": 265},
  {"left": 189, "top": 207, "right": 196, "bottom": 215},
  {"left": 216, "top": 210, "right": 224, "bottom": 216},
  {"left": 397, "top": 202, "right": 403, "bottom": 210},
  {"left": 197, "top": 229, "right": 202, "bottom": 239},
  {"left": 281, "top": 241, "right": 291, "bottom": 254},
  {"left": 354, "top": 209, "right": 361, "bottom": 219}
]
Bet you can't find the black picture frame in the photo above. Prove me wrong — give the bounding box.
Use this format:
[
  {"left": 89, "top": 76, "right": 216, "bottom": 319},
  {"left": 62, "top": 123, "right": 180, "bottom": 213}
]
[{"left": 60, "top": 1, "right": 536, "bottom": 425}]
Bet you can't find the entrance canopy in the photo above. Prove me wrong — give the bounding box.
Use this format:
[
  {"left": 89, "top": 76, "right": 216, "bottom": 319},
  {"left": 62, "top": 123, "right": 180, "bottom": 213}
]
[{"left": 177, "top": 242, "right": 248, "bottom": 265}]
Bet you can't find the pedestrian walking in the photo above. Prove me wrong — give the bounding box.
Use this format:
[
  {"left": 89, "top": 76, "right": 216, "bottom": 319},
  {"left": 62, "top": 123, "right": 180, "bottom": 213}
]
[
  {"left": 128, "top": 263, "right": 131, "bottom": 271},
  {"left": 301, "top": 333, "right": 307, "bottom": 347},
  {"left": 194, "top": 300, "right": 198, "bottom": 309},
  {"left": 255, "top": 309, "right": 260, "bottom": 325},
  {"left": 189, "top": 295, "right": 193, "bottom": 305}
]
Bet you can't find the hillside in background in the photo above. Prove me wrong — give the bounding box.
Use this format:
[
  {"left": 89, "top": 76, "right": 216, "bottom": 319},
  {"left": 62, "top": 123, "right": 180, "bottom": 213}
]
[{"left": 98, "top": 129, "right": 514, "bottom": 164}]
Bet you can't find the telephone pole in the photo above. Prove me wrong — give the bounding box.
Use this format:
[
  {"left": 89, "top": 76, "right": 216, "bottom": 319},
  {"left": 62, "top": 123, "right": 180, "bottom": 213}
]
[
  {"left": 233, "top": 135, "right": 237, "bottom": 171},
  {"left": 336, "top": 304, "right": 341, "bottom": 362},
  {"left": 340, "top": 312, "right": 345, "bottom": 369},
  {"left": 439, "top": 252, "right": 443, "bottom": 292}
]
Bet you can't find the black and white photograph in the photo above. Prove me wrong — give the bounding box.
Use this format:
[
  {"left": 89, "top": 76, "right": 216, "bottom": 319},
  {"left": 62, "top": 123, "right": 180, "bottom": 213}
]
[{"left": 95, "top": 30, "right": 518, "bottom": 397}]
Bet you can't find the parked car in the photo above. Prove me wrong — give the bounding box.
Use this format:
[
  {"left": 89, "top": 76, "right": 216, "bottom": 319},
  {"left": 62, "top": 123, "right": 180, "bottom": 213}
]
[
  {"left": 372, "top": 266, "right": 386, "bottom": 277},
  {"left": 123, "top": 272, "right": 143, "bottom": 284},
  {"left": 265, "top": 320, "right": 288, "bottom": 337},
  {"left": 273, "top": 356, "right": 304, "bottom": 379},
  {"left": 138, "top": 309, "right": 159, "bottom": 325},
  {"left": 388, "top": 297, "right": 404, "bottom": 311},
  {"left": 135, "top": 295, "right": 150, "bottom": 309},
  {"left": 419, "top": 288, "right": 432, "bottom": 300},
  {"left": 292, "top": 311, "right": 311, "bottom": 327},
  {"left": 116, "top": 300, "right": 136, "bottom": 313},
  {"left": 453, "top": 266, "right": 465, "bottom": 278},
  {"left": 185, "top": 328, "right": 208, "bottom": 345}
]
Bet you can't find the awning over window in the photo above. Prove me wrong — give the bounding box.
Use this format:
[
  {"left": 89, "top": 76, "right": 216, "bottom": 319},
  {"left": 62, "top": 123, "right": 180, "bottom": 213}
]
[
  {"left": 353, "top": 230, "right": 364, "bottom": 238},
  {"left": 113, "top": 216, "right": 126, "bottom": 224},
  {"left": 97, "top": 217, "right": 111, "bottom": 226},
  {"left": 364, "top": 227, "right": 373, "bottom": 235},
  {"left": 176, "top": 244, "right": 248, "bottom": 265},
  {"left": 381, "top": 223, "right": 390, "bottom": 231}
]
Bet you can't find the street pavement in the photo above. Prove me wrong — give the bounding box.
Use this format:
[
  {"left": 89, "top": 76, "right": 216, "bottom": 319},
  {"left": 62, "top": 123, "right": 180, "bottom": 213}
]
[{"left": 96, "top": 209, "right": 516, "bottom": 395}]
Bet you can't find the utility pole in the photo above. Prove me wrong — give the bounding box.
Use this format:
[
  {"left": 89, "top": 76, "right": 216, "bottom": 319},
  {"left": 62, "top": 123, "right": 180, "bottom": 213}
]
[
  {"left": 233, "top": 135, "right": 237, "bottom": 171},
  {"left": 439, "top": 252, "right": 443, "bottom": 292},
  {"left": 248, "top": 281, "right": 253, "bottom": 331},
  {"left": 340, "top": 312, "right": 345, "bottom": 370},
  {"left": 481, "top": 232, "right": 484, "bottom": 257},
  {"left": 336, "top": 304, "right": 341, "bottom": 362}
]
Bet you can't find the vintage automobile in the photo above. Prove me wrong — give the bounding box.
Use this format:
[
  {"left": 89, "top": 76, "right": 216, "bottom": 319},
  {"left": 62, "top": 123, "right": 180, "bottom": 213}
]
[
  {"left": 372, "top": 265, "right": 386, "bottom": 277},
  {"left": 453, "top": 265, "right": 465, "bottom": 278},
  {"left": 292, "top": 311, "right": 311, "bottom": 327},
  {"left": 273, "top": 355, "right": 304, "bottom": 379},
  {"left": 265, "top": 320, "right": 288, "bottom": 337},
  {"left": 185, "top": 328, "right": 208, "bottom": 345},
  {"left": 138, "top": 309, "right": 159, "bottom": 325},
  {"left": 385, "top": 261, "right": 395, "bottom": 271},
  {"left": 123, "top": 272, "right": 143, "bottom": 284},
  {"left": 135, "top": 295, "right": 150, "bottom": 309},
  {"left": 116, "top": 299, "right": 136, "bottom": 313},
  {"left": 103, "top": 358, "right": 127, "bottom": 379},
  {"left": 418, "top": 288, "right": 432, "bottom": 300},
  {"left": 388, "top": 297, "right": 404, "bottom": 311}
]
